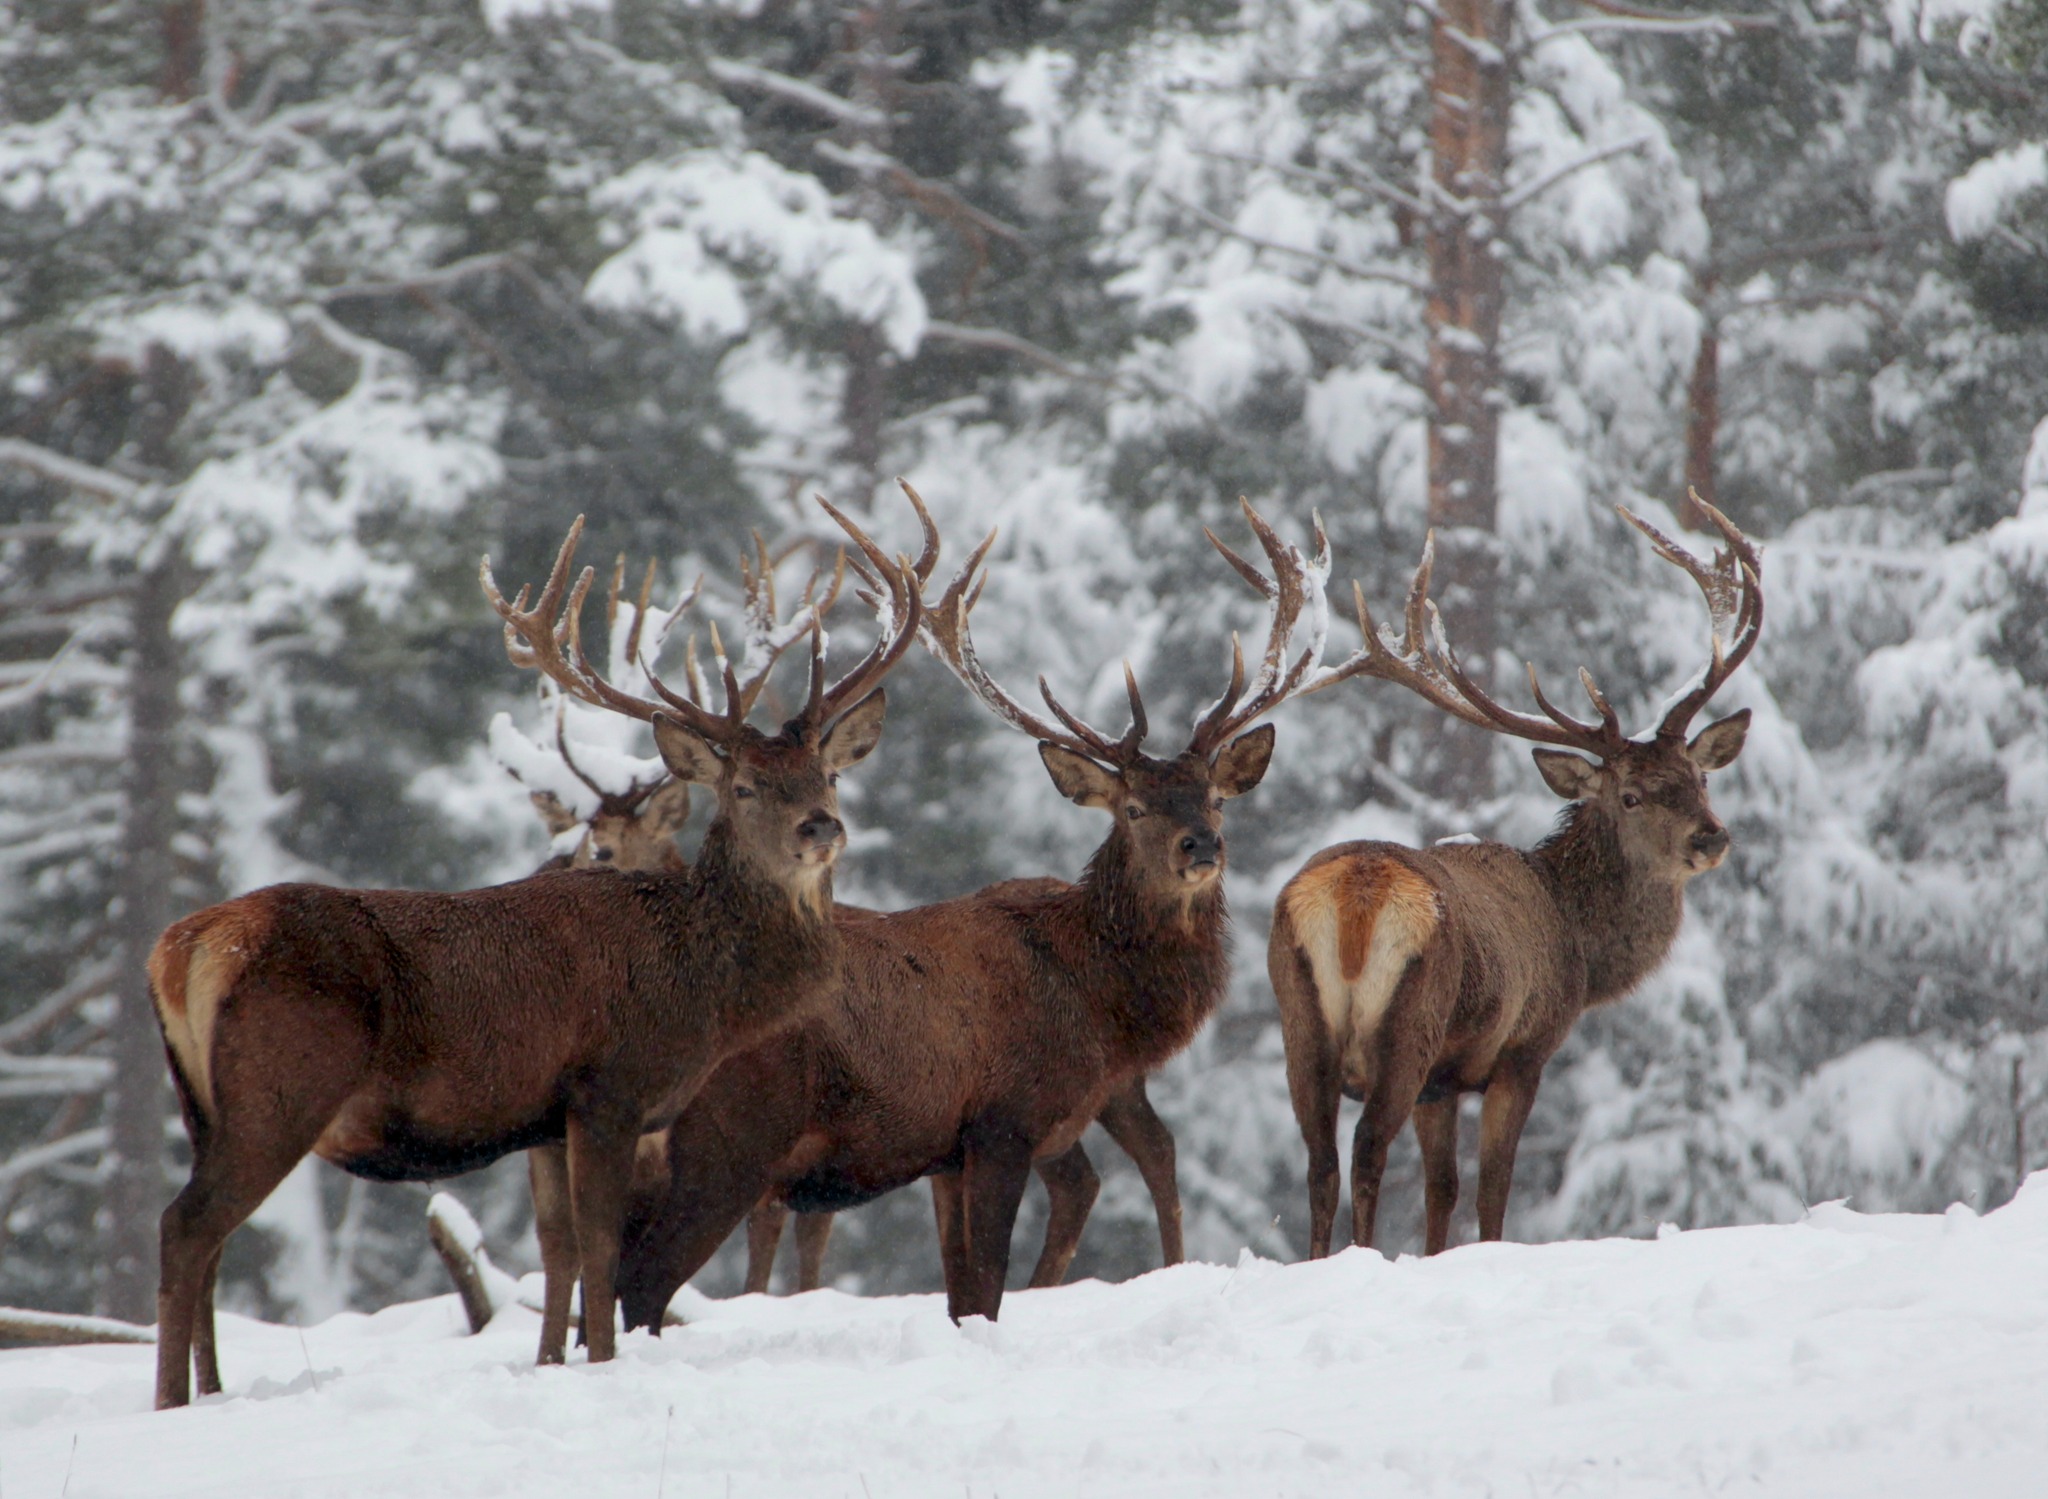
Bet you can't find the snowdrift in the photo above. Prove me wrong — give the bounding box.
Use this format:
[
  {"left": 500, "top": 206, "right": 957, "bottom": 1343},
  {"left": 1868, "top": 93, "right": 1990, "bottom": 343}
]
[{"left": 7, "top": 1181, "right": 2048, "bottom": 1498}]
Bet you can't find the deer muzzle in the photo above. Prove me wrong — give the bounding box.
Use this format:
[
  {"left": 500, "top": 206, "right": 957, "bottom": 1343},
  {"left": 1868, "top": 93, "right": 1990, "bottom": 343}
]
[
  {"left": 796, "top": 812, "right": 846, "bottom": 864},
  {"left": 1177, "top": 829, "right": 1223, "bottom": 883},
  {"left": 1688, "top": 822, "right": 1730, "bottom": 869}
]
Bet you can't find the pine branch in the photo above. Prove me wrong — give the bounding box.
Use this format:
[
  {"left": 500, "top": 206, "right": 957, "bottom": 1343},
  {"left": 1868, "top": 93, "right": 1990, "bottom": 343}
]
[
  {"left": 814, "top": 142, "right": 1028, "bottom": 246},
  {"left": 1161, "top": 190, "right": 1429, "bottom": 292},
  {"left": 0, "top": 439, "right": 148, "bottom": 505},
  {"left": 0, "top": 962, "right": 120, "bottom": 1051},
  {"left": 0, "top": 1126, "right": 109, "bottom": 1189},
  {"left": 1191, "top": 145, "right": 1427, "bottom": 217},
  {"left": 708, "top": 59, "right": 889, "bottom": 129},
  {"left": 1499, "top": 135, "right": 1654, "bottom": 214},
  {"left": 922, "top": 322, "right": 1110, "bottom": 386}
]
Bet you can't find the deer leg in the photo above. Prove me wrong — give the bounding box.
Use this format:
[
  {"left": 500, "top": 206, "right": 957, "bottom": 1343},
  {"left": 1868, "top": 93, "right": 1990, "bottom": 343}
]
[
  {"left": 931, "top": 1174, "right": 968, "bottom": 1319},
  {"left": 528, "top": 1143, "right": 578, "bottom": 1364},
  {"left": 744, "top": 1197, "right": 786, "bottom": 1295},
  {"left": 1026, "top": 1144, "right": 1099, "bottom": 1289},
  {"left": 192, "top": 1246, "right": 224, "bottom": 1397},
  {"left": 793, "top": 1212, "right": 833, "bottom": 1292},
  {"left": 1412, "top": 1094, "right": 1460, "bottom": 1256},
  {"left": 614, "top": 1114, "right": 803, "bottom": 1334},
  {"left": 956, "top": 1120, "right": 1035, "bottom": 1322},
  {"left": 158, "top": 1134, "right": 321, "bottom": 1409},
  {"left": 1350, "top": 1036, "right": 1435, "bottom": 1255},
  {"left": 157, "top": 1017, "right": 364, "bottom": 1410},
  {"left": 564, "top": 1114, "right": 638, "bottom": 1364},
  {"left": 1274, "top": 938, "right": 1342, "bottom": 1259},
  {"left": 1475, "top": 1061, "right": 1544, "bottom": 1243},
  {"left": 1096, "top": 1077, "right": 1184, "bottom": 1267}
]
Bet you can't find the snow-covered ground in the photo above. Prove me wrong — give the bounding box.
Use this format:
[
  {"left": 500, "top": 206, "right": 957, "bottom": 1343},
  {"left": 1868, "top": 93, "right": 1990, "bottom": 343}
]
[{"left": 8, "top": 1182, "right": 2048, "bottom": 1498}]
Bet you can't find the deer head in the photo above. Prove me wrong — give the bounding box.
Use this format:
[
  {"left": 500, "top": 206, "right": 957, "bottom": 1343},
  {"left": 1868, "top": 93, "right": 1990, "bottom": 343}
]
[
  {"left": 1319, "top": 495, "right": 1762, "bottom": 883},
  {"left": 908, "top": 484, "right": 1326, "bottom": 906},
  {"left": 481, "top": 504, "right": 921, "bottom": 905}
]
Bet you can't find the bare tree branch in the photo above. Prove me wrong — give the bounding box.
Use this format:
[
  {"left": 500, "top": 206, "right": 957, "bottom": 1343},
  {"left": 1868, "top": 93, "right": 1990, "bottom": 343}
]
[
  {"left": 1499, "top": 135, "right": 1654, "bottom": 214},
  {"left": 1162, "top": 190, "right": 1430, "bottom": 292},
  {"left": 0, "top": 439, "right": 148, "bottom": 505},
  {"left": 0, "top": 961, "right": 119, "bottom": 1049},
  {"left": 1192, "top": 145, "right": 1428, "bottom": 217},
  {"left": 0, "top": 1126, "right": 108, "bottom": 1188},
  {"left": 709, "top": 59, "right": 889, "bottom": 128}
]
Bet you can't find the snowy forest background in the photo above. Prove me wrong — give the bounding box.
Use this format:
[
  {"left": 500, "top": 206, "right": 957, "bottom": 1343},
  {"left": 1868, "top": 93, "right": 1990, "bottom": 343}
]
[{"left": 2, "top": 0, "right": 2045, "bottom": 1327}]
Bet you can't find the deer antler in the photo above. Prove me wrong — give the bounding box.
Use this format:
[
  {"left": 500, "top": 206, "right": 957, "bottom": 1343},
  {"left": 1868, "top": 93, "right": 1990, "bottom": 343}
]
[
  {"left": 480, "top": 517, "right": 743, "bottom": 745},
  {"left": 1304, "top": 530, "right": 1626, "bottom": 757},
  {"left": 1313, "top": 494, "right": 1762, "bottom": 756},
  {"left": 1619, "top": 494, "right": 1763, "bottom": 741},
  {"left": 918, "top": 491, "right": 1329, "bottom": 766},
  {"left": 807, "top": 495, "right": 923, "bottom": 736},
  {"left": 1187, "top": 498, "right": 1333, "bottom": 756},
  {"left": 913, "top": 500, "right": 1142, "bottom": 764}
]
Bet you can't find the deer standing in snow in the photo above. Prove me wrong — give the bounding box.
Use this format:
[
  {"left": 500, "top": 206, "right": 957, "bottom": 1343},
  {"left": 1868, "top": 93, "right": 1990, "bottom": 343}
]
[
  {"left": 147, "top": 509, "right": 917, "bottom": 1407},
  {"left": 1268, "top": 500, "right": 1761, "bottom": 1258},
  {"left": 612, "top": 490, "right": 1327, "bottom": 1328}
]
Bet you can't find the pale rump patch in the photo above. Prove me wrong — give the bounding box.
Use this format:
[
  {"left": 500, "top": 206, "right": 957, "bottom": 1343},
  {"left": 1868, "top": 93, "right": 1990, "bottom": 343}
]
[
  {"left": 1285, "top": 857, "right": 1441, "bottom": 1095},
  {"left": 148, "top": 903, "right": 267, "bottom": 1119}
]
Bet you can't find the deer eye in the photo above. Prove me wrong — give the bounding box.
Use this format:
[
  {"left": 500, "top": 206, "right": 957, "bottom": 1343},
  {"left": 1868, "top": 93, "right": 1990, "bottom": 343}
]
[
  {"left": 1621, "top": 791, "right": 1642, "bottom": 810},
  {"left": 827, "top": 772, "right": 841, "bottom": 787},
  {"left": 1126, "top": 804, "right": 1146, "bottom": 821},
  {"left": 734, "top": 784, "right": 756, "bottom": 800}
]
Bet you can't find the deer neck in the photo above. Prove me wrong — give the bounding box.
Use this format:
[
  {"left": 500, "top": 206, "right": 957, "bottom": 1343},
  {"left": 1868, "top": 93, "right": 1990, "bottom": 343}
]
[
  {"left": 1072, "top": 834, "right": 1231, "bottom": 1071},
  {"left": 1529, "top": 802, "right": 1686, "bottom": 1009},
  {"left": 690, "top": 821, "right": 839, "bottom": 977}
]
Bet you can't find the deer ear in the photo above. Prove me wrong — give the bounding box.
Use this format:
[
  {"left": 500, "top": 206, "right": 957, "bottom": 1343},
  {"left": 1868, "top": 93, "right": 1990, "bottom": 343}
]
[
  {"left": 530, "top": 791, "right": 581, "bottom": 836},
  {"left": 821, "top": 689, "right": 888, "bottom": 772},
  {"left": 1040, "top": 743, "right": 1120, "bottom": 809},
  {"left": 1687, "top": 708, "right": 1751, "bottom": 771},
  {"left": 1211, "top": 723, "right": 1275, "bottom": 799},
  {"left": 651, "top": 713, "right": 726, "bottom": 787},
  {"left": 643, "top": 778, "right": 693, "bottom": 835},
  {"left": 1532, "top": 748, "right": 1601, "bottom": 801}
]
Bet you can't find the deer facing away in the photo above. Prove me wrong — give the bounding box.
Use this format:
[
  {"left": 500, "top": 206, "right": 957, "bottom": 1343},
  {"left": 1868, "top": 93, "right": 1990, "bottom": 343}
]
[
  {"left": 146, "top": 510, "right": 917, "bottom": 1407},
  {"left": 1268, "top": 500, "right": 1762, "bottom": 1258},
  {"left": 609, "top": 489, "right": 1328, "bottom": 1330}
]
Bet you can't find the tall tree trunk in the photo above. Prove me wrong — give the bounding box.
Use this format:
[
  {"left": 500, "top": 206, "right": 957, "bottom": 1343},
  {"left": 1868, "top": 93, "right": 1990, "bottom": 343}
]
[
  {"left": 103, "top": 557, "right": 183, "bottom": 1322},
  {"left": 1680, "top": 274, "right": 1720, "bottom": 534},
  {"left": 1423, "top": 0, "right": 1513, "bottom": 794},
  {"left": 831, "top": 0, "right": 902, "bottom": 506}
]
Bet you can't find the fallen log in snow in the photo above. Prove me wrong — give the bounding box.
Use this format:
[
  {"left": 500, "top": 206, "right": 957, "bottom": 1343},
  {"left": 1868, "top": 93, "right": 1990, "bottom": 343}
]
[
  {"left": 426, "top": 1192, "right": 684, "bottom": 1332},
  {"left": 0, "top": 1306, "right": 155, "bottom": 1346}
]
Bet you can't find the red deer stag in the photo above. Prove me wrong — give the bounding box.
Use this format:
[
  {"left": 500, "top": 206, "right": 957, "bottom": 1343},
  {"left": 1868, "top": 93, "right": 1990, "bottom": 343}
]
[
  {"left": 494, "top": 554, "right": 702, "bottom": 872},
  {"left": 507, "top": 536, "right": 843, "bottom": 1343},
  {"left": 612, "top": 488, "right": 1327, "bottom": 1329},
  {"left": 146, "top": 510, "right": 916, "bottom": 1408},
  {"left": 1269, "top": 499, "right": 1761, "bottom": 1259}
]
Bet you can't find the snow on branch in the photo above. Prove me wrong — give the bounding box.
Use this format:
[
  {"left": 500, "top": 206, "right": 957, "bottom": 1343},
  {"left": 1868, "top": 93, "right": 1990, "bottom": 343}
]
[
  {"left": 0, "top": 1126, "right": 109, "bottom": 1190},
  {"left": 814, "top": 142, "right": 1028, "bottom": 246},
  {"left": 0, "top": 960, "right": 118, "bottom": 1049},
  {"left": 1500, "top": 135, "right": 1654, "bottom": 215},
  {"left": 0, "top": 1304, "right": 152, "bottom": 1346},
  {"left": 708, "top": 59, "right": 888, "bottom": 129},
  {"left": 426, "top": 1193, "right": 521, "bottom": 1335},
  {"left": 923, "top": 321, "right": 1112, "bottom": 386},
  {"left": 0, "top": 439, "right": 149, "bottom": 505},
  {"left": 1570, "top": 0, "right": 1774, "bottom": 26},
  {"left": 1191, "top": 145, "right": 1427, "bottom": 218},
  {"left": 1162, "top": 190, "right": 1429, "bottom": 293}
]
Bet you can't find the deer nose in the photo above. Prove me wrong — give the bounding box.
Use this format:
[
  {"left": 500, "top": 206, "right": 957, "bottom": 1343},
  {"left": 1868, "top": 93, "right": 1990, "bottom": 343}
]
[
  {"left": 797, "top": 812, "right": 845, "bottom": 848},
  {"left": 1180, "top": 830, "right": 1222, "bottom": 866},
  {"left": 591, "top": 845, "right": 615, "bottom": 863},
  {"left": 1690, "top": 822, "right": 1729, "bottom": 859}
]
